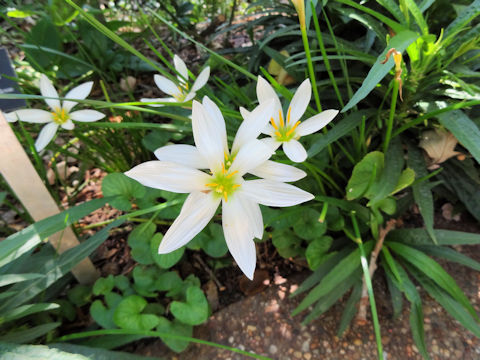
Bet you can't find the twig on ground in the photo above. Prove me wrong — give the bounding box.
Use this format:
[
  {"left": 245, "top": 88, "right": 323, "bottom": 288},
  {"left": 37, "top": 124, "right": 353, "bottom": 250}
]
[
  {"left": 356, "top": 219, "right": 397, "bottom": 325},
  {"left": 193, "top": 253, "right": 226, "bottom": 291}
]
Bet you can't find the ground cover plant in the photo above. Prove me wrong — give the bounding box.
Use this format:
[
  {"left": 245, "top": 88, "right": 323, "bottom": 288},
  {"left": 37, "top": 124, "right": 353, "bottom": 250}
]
[{"left": 0, "top": 0, "right": 480, "bottom": 359}]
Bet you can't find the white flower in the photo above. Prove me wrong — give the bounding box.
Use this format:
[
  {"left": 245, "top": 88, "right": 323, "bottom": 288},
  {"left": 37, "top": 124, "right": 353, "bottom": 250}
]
[
  {"left": 125, "top": 96, "right": 313, "bottom": 279},
  {"left": 140, "top": 55, "right": 210, "bottom": 106},
  {"left": 6, "top": 74, "right": 105, "bottom": 152},
  {"left": 256, "top": 76, "right": 339, "bottom": 162}
]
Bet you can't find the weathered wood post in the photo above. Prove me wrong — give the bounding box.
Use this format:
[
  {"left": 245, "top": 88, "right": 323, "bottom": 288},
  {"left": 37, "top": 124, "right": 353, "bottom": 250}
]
[{"left": 0, "top": 112, "right": 99, "bottom": 284}]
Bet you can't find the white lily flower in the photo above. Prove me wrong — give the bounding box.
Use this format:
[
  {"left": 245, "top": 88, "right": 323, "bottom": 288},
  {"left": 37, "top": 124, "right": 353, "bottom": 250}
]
[
  {"left": 256, "top": 76, "right": 339, "bottom": 162},
  {"left": 125, "top": 97, "right": 314, "bottom": 279},
  {"left": 6, "top": 74, "right": 105, "bottom": 151},
  {"left": 140, "top": 55, "right": 210, "bottom": 106}
]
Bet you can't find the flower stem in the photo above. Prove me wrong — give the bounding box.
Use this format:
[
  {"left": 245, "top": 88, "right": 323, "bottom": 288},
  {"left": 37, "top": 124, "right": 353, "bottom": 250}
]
[
  {"left": 300, "top": 23, "right": 322, "bottom": 112},
  {"left": 383, "top": 79, "right": 399, "bottom": 153}
]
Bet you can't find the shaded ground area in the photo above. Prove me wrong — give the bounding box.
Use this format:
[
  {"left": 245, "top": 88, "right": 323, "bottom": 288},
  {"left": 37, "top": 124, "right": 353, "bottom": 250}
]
[{"left": 136, "top": 214, "right": 480, "bottom": 360}]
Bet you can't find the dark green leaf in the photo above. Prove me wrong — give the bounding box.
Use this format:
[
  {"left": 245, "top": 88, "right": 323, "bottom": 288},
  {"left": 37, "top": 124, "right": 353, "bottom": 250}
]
[{"left": 170, "top": 286, "right": 209, "bottom": 326}]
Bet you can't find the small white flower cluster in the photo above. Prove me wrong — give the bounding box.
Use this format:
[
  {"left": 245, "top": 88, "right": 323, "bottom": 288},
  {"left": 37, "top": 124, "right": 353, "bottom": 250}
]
[
  {"left": 6, "top": 54, "right": 338, "bottom": 279},
  {"left": 126, "top": 58, "right": 339, "bottom": 279}
]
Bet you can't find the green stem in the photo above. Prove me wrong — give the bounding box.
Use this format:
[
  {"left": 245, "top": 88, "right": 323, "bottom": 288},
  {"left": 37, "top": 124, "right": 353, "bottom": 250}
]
[
  {"left": 383, "top": 80, "right": 399, "bottom": 153},
  {"left": 300, "top": 25, "right": 322, "bottom": 112}
]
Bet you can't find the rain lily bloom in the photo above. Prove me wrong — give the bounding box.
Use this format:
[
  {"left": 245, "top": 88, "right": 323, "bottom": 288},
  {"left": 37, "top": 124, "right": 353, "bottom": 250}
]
[
  {"left": 256, "top": 76, "right": 339, "bottom": 163},
  {"left": 6, "top": 74, "right": 105, "bottom": 151},
  {"left": 125, "top": 96, "right": 314, "bottom": 279},
  {"left": 140, "top": 55, "right": 210, "bottom": 106}
]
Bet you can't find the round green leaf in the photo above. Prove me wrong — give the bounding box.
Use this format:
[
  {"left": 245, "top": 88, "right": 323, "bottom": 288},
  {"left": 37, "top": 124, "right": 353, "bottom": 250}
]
[
  {"left": 67, "top": 285, "right": 91, "bottom": 307},
  {"left": 132, "top": 265, "right": 159, "bottom": 297},
  {"left": 156, "top": 317, "right": 192, "bottom": 353},
  {"left": 102, "top": 173, "right": 146, "bottom": 211},
  {"left": 170, "top": 287, "right": 209, "bottom": 325},
  {"left": 305, "top": 236, "right": 333, "bottom": 270},
  {"left": 90, "top": 300, "right": 117, "bottom": 329},
  {"left": 128, "top": 223, "right": 156, "bottom": 265},
  {"left": 293, "top": 208, "right": 327, "bottom": 240},
  {"left": 151, "top": 233, "right": 184, "bottom": 269},
  {"left": 113, "top": 295, "right": 160, "bottom": 331},
  {"left": 93, "top": 275, "right": 115, "bottom": 296},
  {"left": 156, "top": 271, "right": 183, "bottom": 293}
]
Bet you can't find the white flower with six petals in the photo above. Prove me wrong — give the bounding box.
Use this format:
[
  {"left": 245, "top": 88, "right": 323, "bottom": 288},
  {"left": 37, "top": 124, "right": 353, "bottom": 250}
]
[
  {"left": 6, "top": 74, "right": 105, "bottom": 151},
  {"left": 256, "top": 76, "right": 339, "bottom": 162},
  {"left": 125, "top": 96, "right": 313, "bottom": 279},
  {"left": 140, "top": 55, "right": 210, "bottom": 106}
]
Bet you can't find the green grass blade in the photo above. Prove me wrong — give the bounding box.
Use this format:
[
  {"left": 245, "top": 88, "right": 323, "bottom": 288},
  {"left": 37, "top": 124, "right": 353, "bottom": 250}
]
[
  {"left": 417, "top": 245, "right": 480, "bottom": 271},
  {"left": 409, "top": 302, "right": 431, "bottom": 359},
  {"left": 337, "top": 282, "right": 362, "bottom": 336},
  {"left": 388, "top": 228, "right": 480, "bottom": 246}
]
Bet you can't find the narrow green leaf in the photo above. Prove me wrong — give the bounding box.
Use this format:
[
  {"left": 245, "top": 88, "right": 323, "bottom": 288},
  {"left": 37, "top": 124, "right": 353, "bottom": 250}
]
[
  {"left": 437, "top": 110, "right": 480, "bottom": 164},
  {"left": 1, "top": 303, "right": 59, "bottom": 324},
  {"left": 0, "top": 342, "right": 88, "bottom": 359},
  {"left": 0, "top": 273, "right": 43, "bottom": 287},
  {"left": 50, "top": 343, "right": 157, "bottom": 360},
  {"left": 403, "top": 0, "right": 428, "bottom": 35},
  {"left": 0, "top": 323, "right": 60, "bottom": 343},
  {"left": 293, "top": 241, "right": 373, "bottom": 315},
  {"left": 389, "top": 228, "right": 480, "bottom": 246},
  {"left": 337, "top": 282, "right": 363, "bottom": 337},
  {"left": 444, "top": 0, "right": 480, "bottom": 38},
  {"left": 387, "top": 242, "right": 478, "bottom": 319},
  {"left": 385, "top": 272, "right": 403, "bottom": 319},
  {"left": 409, "top": 302, "right": 431, "bottom": 359},
  {"left": 417, "top": 245, "right": 480, "bottom": 271},
  {"left": 342, "top": 30, "right": 418, "bottom": 112},
  {"left": 407, "top": 143, "right": 437, "bottom": 244}
]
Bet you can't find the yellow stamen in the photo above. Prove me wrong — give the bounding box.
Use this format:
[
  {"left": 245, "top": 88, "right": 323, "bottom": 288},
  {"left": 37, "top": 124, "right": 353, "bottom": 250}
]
[
  {"left": 287, "top": 106, "right": 291, "bottom": 123},
  {"left": 226, "top": 170, "right": 238, "bottom": 178},
  {"left": 278, "top": 110, "right": 284, "bottom": 127},
  {"left": 286, "top": 121, "right": 301, "bottom": 136},
  {"left": 205, "top": 183, "right": 218, "bottom": 187},
  {"left": 221, "top": 162, "right": 226, "bottom": 174},
  {"left": 275, "top": 131, "right": 282, "bottom": 138},
  {"left": 270, "top": 117, "right": 278, "bottom": 130},
  {"left": 232, "top": 184, "right": 241, "bottom": 189},
  {"left": 223, "top": 191, "right": 228, "bottom": 202},
  {"left": 224, "top": 151, "right": 229, "bottom": 161}
]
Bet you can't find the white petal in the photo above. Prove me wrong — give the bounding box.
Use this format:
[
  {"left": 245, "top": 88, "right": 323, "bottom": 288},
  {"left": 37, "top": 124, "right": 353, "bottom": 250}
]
[
  {"left": 222, "top": 196, "right": 257, "bottom": 279},
  {"left": 173, "top": 55, "right": 189, "bottom": 81},
  {"left": 230, "top": 139, "right": 274, "bottom": 176},
  {"left": 283, "top": 139, "right": 308, "bottom": 162},
  {"left": 70, "top": 109, "right": 105, "bottom": 122},
  {"left": 296, "top": 109, "right": 339, "bottom": 136},
  {"left": 154, "top": 74, "right": 180, "bottom": 97},
  {"left": 35, "top": 122, "right": 58, "bottom": 152},
  {"left": 260, "top": 137, "right": 282, "bottom": 152},
  {"left": 39, "top": 74, "right": 60, "bottom": 110},
  {"left": 202, "top": 96, "right": 228, "bottom": 152},
  {"left": 154, "top": 144, "right": 209, "bottom": 169},
  {"left": 237, "top": 194, "right": 263, "bottom": 239},
  {"left": 232, "top": 99, "right": 274, "bottom": 153},
  {"left": 5, "top": 109, "right": 52, "bottom": 123},
  {"left": 250, "top": 160, "right": 307, "bottom": 182},
  {"left": 192, "top": 100, "right": 225, "bottom": 172},
  {"left": 288, "top": 79, "right": 311, "bottom": 123},
  {"left": 256, "top": 76, "right": 282, "bottom": 112},
  {"left": 140, "top": 97, "right": 176, "bottom": 107},
  {"left": 183, "top": 91, "right": 196, "bottom": 102},
  {"left": 61, "top": 119, "right": 75, "bottom": 130},
  {"left": 124, "top": 161, "right": 210, "bottom": 193},
  {"left": 5, "top": 112, "right": 18, "bottom": 123},
  {"left": 159, "top": 192, "right": 220, "bottom": 253},
  {"left": 262, "top": 123, "right": 276, "bottom": 136},
  {"left": 239, "top": 107, "right": 250, "bottom": 120},
  {"left": 63, "top": 81, "right": 93, "bottom": 112},
  {"left": 191, "top": 66, "right": 210, "bottom": 92},
  {"left": 242, "top": 179, "right": 314, "bottom": 207}
]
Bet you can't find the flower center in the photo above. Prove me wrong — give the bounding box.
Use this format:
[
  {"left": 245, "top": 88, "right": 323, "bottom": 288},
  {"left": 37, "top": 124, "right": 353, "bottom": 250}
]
[
  {"left": 51, "top": 107, "right": 69, "bottom": 125},
  {"left": 205, "top": 162, "right": 240, "bottom": 202},
  {"left": 271, "top": 107, "right": 301, "bottom": 142}
]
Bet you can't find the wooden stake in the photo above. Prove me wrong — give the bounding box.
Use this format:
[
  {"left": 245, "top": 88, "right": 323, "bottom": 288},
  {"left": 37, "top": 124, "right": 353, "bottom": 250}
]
[{"left": 0, "top": 112, "right": 99, "bottom": 284}]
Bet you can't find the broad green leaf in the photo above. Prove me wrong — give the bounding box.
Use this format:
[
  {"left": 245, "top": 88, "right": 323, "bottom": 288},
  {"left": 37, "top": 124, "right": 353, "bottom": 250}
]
[
  {"left": 0, "top": 220, "right": 123, "bottom": 312},
  {"left": 170, "top": 286, "right": 209, "bottom": 326},
  {"left": 151, "top": 234, "right": 184, "bottom": 269},
  {"left": 1, "top": 303, "right": 59, "bottom": 324},
  {"left": 342, "top": 30, "right": 418, "bottom": 112},
  {"left": 407, "top": 143, "right": 437, "bottom": 243},
  {"left": 102, "top": 173, "right": 146, "bottom": 211},
  {"left": 0, "top": 273, "right": 43, "bottom": 287},
  {"left": 293, "top": 242, "right": 373, "bottom": 315},
  {"left": 156, "top": 271, "right": 183, "bottom": 293},
  {"left": 346, "top": 151, "right": 384, "bottom": 200},
  {"left": 388, "top": 242, "right": 478, "bottom": 319},
  {"left": 437, "top": 110, "right": 480, "bottom": 165},
  {"left": 93, "top": 275, "right": 115, "bottom": 296},
  {"left": 308, "top": 110, "right": 372, "bottom": 157},
  {"left": 368, "top": 137, "right": 403, "bottom": 205},
  {"left": 113, "top": 295, "right": 160, "bottom": 331},
  {"left": 128, "top": 223, "right": 156, "bottom": 265},
  {"left": 305, "top": 236, "right": 333, "bottom": 270},
  {"left": 293, "top": 209, "right": 327, "bottom": 240},
  {"left": 0, "top": 342, "right": 87, "bottom": 359},
  {"left": 391, "top": 168, "right": 415, "bottom": 195},
  {"left": 0, "top": 198, "right": 109, "bottom": 268},
  {"left": 156, "top": 318, "right": 192, "bottom": 353}
]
